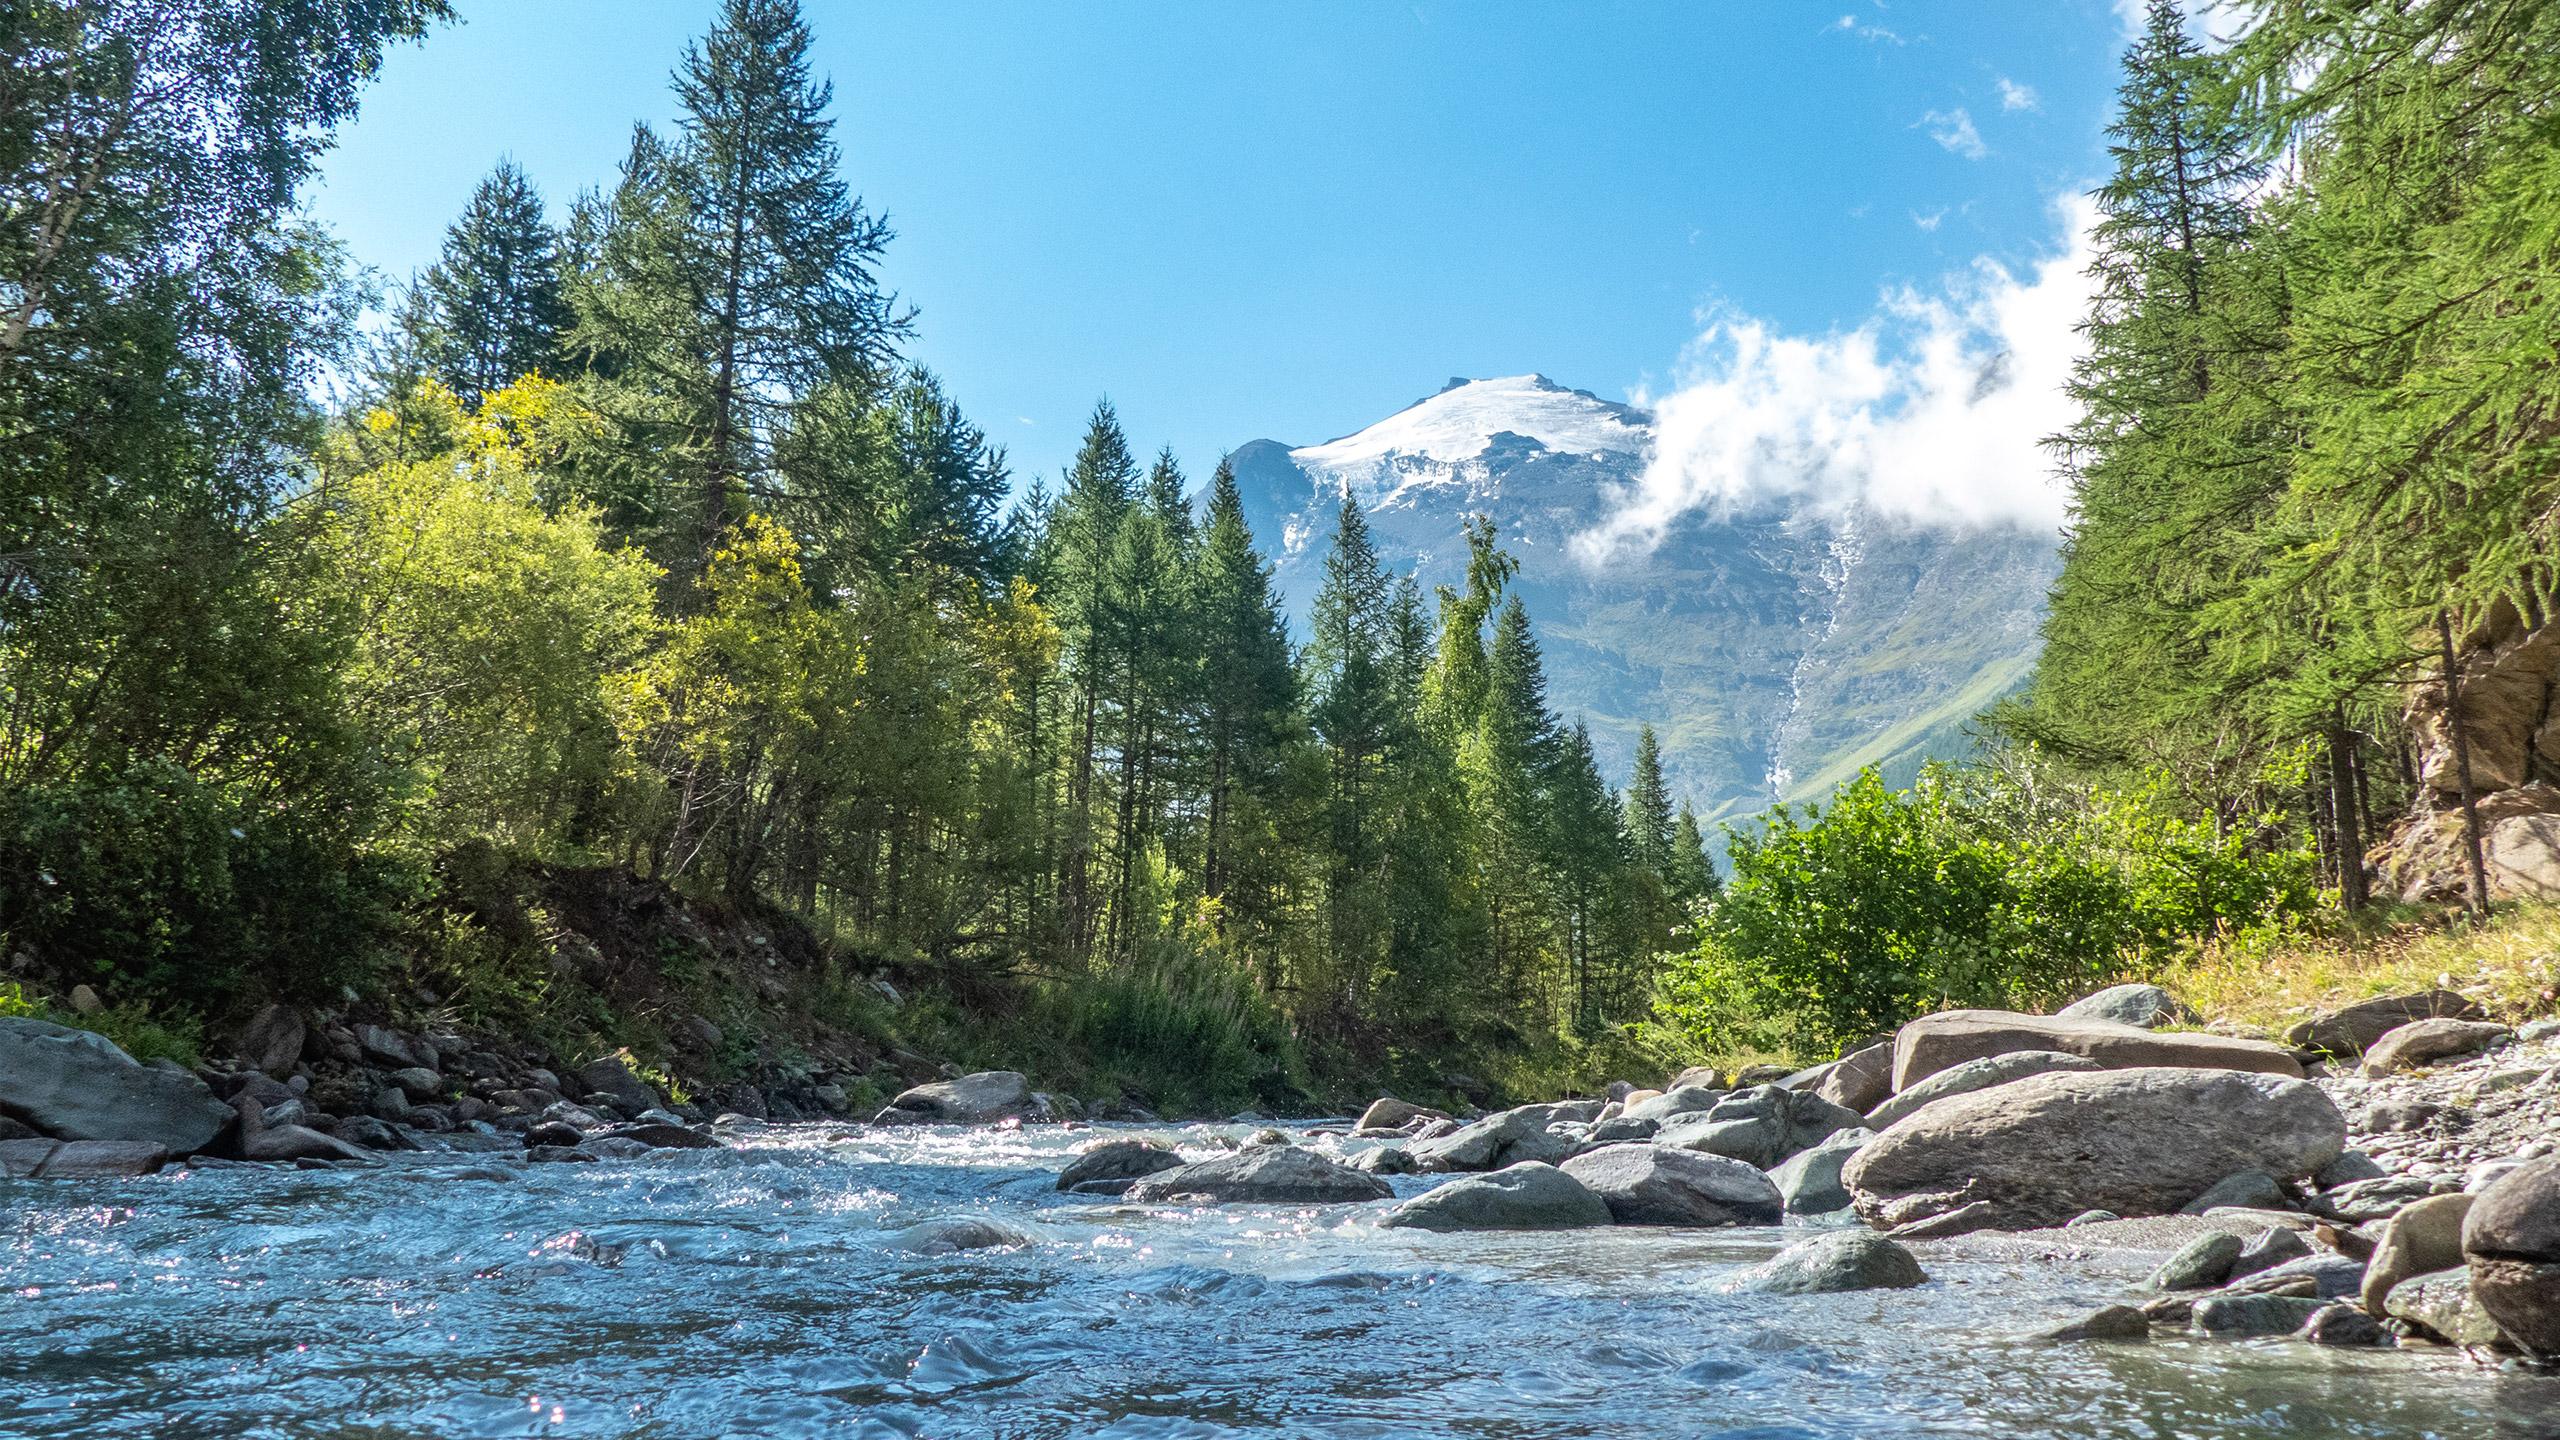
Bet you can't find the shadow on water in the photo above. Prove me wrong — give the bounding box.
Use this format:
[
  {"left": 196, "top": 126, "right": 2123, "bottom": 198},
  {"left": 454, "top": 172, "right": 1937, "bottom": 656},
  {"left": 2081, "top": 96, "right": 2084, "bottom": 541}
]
[{"left": 2, "top": 1124, "right": 2554, "bottom": 1439}]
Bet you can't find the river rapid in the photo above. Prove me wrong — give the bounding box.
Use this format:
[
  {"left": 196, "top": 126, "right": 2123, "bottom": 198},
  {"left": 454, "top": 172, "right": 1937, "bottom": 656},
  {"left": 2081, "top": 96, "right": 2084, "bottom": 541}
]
[{"left": 5, "top": 1123, "right": 2554, "bottom": 1439}]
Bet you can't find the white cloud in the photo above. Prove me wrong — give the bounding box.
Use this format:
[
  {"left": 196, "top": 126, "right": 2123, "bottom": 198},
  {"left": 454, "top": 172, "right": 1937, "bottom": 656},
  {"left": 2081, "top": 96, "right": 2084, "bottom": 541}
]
[
  {"left": 1831, "top": 13, "right": 1904, "bottom": 44},
  {"left": 1919, "top": 107, "right": 1987, "bottom": 159},
  {"left": 1996, "top": 76, "right": 2040, "bottom": 111},
  {"left": 1912, "top": 207, "right": 1947, "bottom": 231},
  {"left": 1573, "top": 193, "right": 2097, "bottom": 557}
]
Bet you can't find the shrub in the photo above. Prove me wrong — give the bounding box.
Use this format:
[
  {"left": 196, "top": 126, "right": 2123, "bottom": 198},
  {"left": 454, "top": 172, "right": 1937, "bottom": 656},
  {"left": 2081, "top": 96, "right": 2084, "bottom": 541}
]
[{"left": 1654, "top": 764, "right": 2319, "bottom": 1056}]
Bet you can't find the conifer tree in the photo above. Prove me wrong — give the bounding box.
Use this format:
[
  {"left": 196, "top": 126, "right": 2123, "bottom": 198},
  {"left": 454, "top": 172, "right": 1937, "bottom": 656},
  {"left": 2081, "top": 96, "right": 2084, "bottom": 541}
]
[
  {"left": 404, "top": 161, "right": 570, "bottom": 405},
  {"left": 1668, "top": 801, "right": 1718, "bottom": 906},
  {"left": 1193, "top": 460, "right": 1301, "bottom": 939},
  {"left": 1623, "top": 723, "right": 1675, "bottom": 875}
]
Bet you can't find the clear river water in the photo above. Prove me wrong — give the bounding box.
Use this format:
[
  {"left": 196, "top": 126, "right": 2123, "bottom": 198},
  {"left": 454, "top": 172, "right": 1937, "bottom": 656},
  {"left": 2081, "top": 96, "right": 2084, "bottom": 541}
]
[{"left": 4, "top": 1123, "right": 2555, "bottom": 1439}]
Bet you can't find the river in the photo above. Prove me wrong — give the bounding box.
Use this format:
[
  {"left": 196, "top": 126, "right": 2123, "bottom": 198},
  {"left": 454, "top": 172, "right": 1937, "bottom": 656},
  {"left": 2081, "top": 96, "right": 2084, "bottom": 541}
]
[{"left": 4, "top": 1123, "right": 2552, "bottom": 1438}]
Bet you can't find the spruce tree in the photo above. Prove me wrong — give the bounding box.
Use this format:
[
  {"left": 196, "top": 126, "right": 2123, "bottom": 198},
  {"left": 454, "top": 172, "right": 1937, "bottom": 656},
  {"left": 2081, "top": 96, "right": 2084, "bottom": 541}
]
[
  {"left": 1194, "top": 459, "right": 1300, "bottom": 929},
  {"left": 1668, "top": 801, "right": 1718, "bottom": 905},
  {"left": 1623, "top": 723, "right": 1675, "bottom": 875},
  {"left": 404, "top": 160, "right": 570, "bottom": 405}
]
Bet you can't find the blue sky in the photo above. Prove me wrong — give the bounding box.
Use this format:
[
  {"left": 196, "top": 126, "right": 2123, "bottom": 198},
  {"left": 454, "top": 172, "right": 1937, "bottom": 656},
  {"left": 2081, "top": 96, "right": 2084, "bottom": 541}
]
[{"left": 312, "top": 1, "right": 2136, "bottom": 490}]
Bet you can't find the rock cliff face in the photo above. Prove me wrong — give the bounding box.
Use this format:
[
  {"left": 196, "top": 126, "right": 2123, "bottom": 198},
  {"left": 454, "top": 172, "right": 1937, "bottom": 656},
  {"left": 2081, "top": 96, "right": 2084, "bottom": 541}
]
[
  {"left": 2382, "top": 598, "right": 2560, "bottom": 902},
  {"left": 1226, "top": 375, "right": 2057, "bottom": 825}
]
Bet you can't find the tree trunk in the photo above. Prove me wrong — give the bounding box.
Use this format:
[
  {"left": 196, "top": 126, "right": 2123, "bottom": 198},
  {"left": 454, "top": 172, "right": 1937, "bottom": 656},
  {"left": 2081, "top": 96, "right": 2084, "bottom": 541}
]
[
  {"left": 2326, "top": 716, "right": 2368, "bottom": 910},
  {"left": 2438, "top": 609, "right": 2492, "bottom": 922}
]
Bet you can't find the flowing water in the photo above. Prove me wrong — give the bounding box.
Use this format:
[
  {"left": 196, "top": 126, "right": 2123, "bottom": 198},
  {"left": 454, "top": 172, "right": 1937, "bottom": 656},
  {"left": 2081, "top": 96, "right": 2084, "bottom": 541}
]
[{"left": 4, "top": 1124, "right": 2554, "bottom": 1439}]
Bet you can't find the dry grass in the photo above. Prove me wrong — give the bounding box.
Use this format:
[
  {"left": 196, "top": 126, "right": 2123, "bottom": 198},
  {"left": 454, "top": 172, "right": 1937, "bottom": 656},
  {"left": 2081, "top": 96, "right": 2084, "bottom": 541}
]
[{"left": 2164, "top": 902, "right": 2560, "bottom": 1041}]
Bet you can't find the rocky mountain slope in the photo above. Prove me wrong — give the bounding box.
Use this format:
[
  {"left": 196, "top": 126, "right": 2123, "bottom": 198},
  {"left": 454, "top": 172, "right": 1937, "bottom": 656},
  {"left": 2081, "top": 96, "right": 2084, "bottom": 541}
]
[{"left": 1226, "top": 375, "right": 2058, "bottom": 826}]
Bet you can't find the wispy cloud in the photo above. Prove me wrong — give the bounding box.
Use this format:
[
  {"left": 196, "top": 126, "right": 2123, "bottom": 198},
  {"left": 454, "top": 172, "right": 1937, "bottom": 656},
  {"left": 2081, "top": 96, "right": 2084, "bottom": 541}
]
[
  {"left": 1918, "top": 107, "right": 1987, "bottom": 159},
  {"left": 1995, "top": 76, "right": 2040, "bottom": 111},
  {"left": 1830, "top": 13, "right": 1904, "bottom": 44},
  {"left": 1911, "top": 207, "right": 1947, "bottom": 232},
  {"left": 1572, "top": 193, "right": 2096, "bottom": 553}
]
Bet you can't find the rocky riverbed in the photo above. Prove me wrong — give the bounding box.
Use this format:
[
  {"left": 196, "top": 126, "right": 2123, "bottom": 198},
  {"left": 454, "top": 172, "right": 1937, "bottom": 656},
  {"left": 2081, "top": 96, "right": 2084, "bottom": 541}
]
[{"left": 4, "top": 986, "right": 2560, "bottom": 1435}]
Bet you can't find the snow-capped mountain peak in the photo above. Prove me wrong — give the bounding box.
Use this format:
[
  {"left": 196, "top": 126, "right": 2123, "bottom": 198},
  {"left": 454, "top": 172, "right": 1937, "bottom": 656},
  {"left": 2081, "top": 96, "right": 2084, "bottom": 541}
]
[{"left": 1289, "top": 375, "right": 1650, "bottom": 500}]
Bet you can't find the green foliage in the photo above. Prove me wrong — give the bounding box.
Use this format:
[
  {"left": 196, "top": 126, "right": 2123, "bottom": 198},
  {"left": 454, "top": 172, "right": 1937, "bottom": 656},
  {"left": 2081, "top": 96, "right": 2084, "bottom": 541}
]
[
  {"left": 0, "top": 982, "right": 203, "bottom": 1067},
  {"left": 1656, "top": 764, "right": 2320, "bottom": 1056}
]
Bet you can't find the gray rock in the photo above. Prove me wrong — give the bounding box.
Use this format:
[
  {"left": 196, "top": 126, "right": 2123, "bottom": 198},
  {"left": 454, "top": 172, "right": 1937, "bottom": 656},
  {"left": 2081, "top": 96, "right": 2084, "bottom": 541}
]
[
  {"left": 1350, "top": 1146, "right": 1420, "bottom": 1176},
  {"left": 1408, "top": 1102, "right": 1596, "bottom": 1172},
  {"left": 1653, "top": 1085, "right": 1861, "bottom": 1170},
  {"left": 1355, "top": 1097, "right": 1445, "bottom": 1132},
  {"left": 1057, "top": 1138, "right": 1183, "bottom": 1193},
  {"left": 2384, "top": 1267, "right": 2509, "bottom": 1347},
  {"left": 1380, "top": 1162, "right": 1613, "bottom": 1231},
  {"left": 2315, "top": 1175, "right": 2439, "bottom": 1222},
  {"left": 576, "top": 1055, "right": 662, "bottom": 1115},
  {"left": 2182, "top": 1171, "right": 2289, "bottom": 1215},
  {"left": 1586, "top": 1114, "right": 1660, "bottom": 1144},
  {"left": 2066, "top": 1210, "right": 2120, "bottom": 1227},
  {"left": 2191, "top": 1294, "right": 2327, "bottom": 1337},
  {"left": 2232, "top": 1252, "right": 2365, "bottom": 1300},
  {"left": 1621, "top": 1086, "right": 1726, "bottom": 1123},
  {"left": 2360, "top": 1019, "right": 2512, "bottom": 1076},
  {"left": 1559, "top": 1143, "right": 1783, "bottom": 1226},
  {"left": 2285, "top": 990, "right": 2482, "bottom": 1056},
  {"left": 0, "top": 1017, "right": 234, "bottom": 1152},
  {"left": 2362, "top": 1191, "right": 2474, "bottom": 1314},
  {"left": 0, "top": 1138, "right": 171, "bottom": 1178},
  {"left": 1730, "top": 1232, "right": 1926, "bottom": 1295},
  {"left": 1766, "top": 1128, "right": 1875, "bottom": 1216},
  {"left": 1843, "top": 1067, "right": 2346, "bottom": 1235},
  {"left": 2316, "top": 1150, "right": 2388, "bottom": 1187},
  {"left": 235, "top": 1004, "right": 306, "bottom": 1075},
  {"left": 895, "top": 1217, "right": 1032, "bottom": 1252},
  {"left": 331, "top": 1115, "right": 422, "bottom": 1151},
  {"left": 2035, "top": 1304, "right": 2150, "bottom": 1343},
  {"left": 367, "top": 1088, "right": 412, "bottom": 1122},
  {"left": 2059, "top": 983, "right": 2189, "bottom": 1029},
  {"left": 353, "top": 1024, "right": 434, "bottom": 1071},
  {"left": 1814, "top": 1040, "right": 1895, "bottom": 1115},
  {"left": 1865, "top": 1050, "right": 2104, "bottom": 1129},
  {"left": 1665, "top": 1065, "right": 1726, "bottom": 1092},
  {"left": 1733, "top": 1064, "right": 1794, "bottom": 1086},
  {"left": 2462, "top": 1153, "right": 2560, "bottom": 1357},
  {"left": 600, "top": 1122, "right": 720, "bottom": 1150},
  {"left": 242, "top": 1123, "right": 373, "bottom": 1164},
  {"left": 388, "top": 1067, "right": 443, "bottom": 1102},
  {"left": 1123, "top": 1144, "right": 1392, "bottom": 1204},
  {"left": 1890, "top": 1009, "right": 2304, "bottom": 1092},
  {"left": 2227, "top": 1225, "right": 2313, "bottom": 1281},
  {"left": 2298, "top": 1304, "right": 2388, "bottom": 1347},
  {"left": 2147, "top": 1232, "right": 2244, "bottom": 1291}
]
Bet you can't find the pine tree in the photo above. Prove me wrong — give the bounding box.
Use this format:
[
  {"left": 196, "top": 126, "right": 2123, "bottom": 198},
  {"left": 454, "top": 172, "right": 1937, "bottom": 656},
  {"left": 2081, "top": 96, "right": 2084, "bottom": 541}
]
[
  {"left": 1623, "top": 723, "right": 1675, "bottom": 875},
  {"left": 403, "top": 161, "right": 570, "bottom": 405},
  {"left": 1193, "top": 460, "right": 1301, "bottom": 946},
  {"left": 1047, "top": 402, "right": 1140, "bottom": 954},
  {"left": 566, "top": 0, "right": 904, "bottom": 570},
  {"left": 1668, "top": 800, "right": 1718, "bottom": 906}
]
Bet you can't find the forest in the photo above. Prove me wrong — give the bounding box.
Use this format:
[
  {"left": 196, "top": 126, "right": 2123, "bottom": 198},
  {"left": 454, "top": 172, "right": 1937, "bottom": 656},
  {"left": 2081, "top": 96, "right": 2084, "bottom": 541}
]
[{"left": 3, "top": 0, "right": 2556, "bottom": 1111}]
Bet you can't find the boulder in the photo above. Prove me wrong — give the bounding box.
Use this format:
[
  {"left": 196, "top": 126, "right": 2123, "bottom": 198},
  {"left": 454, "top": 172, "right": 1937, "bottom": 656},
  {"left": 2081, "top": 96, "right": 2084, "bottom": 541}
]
[
  {"left": 1666, "top": 1066, "right": 1726, "bottom": 1092},
  {"left": 332, "top": 1115, "right": 422, "bottom": 1151},
  {"left": 2180, "top": 1171, "right": 2289, "bottom": 1215},
  {"left": 1123, "top": 1144, "right": 1392, "bottom": 1205},
  {"left": 2147, "top": 1232, "right": 2244, "bottom": 1291},
  {"left": 1842, "top": 1067, "right": 2346, "bottom": 1235},
  {"left": 1559, "top": 1143, "right": 1783, "bottom": 1226},
  {"left": 875, "top": 1071, "right": 1043, "bottom": 1126},
  {"left": 0, "top": 1138, "right": 171, "bottom": 1178},
  {"left": 388, "top": 1067, "right": 443, "bottom": 1102},
  {"left": 242, "top": 1123, "right": 373, "bottom": 1164},
  {"left": 2035, "top": 1304, "right": 2150, "bottom": 1343},
  {"left": 1766, "top": 1128, "right": 1874, "bottom": 1216},
  {"left": 1621, "top": 1086, "right": 1724, "bottom": 1123},
  {"left": 2299, "top": 1305, "right": 2389, "bottom": 1347},
  {"left": 893, "top": 1218, "right": 1032, "bottom": 1253},
  {"left": 1814, "top": 1040, "right": 1894, "bottom": 1115},
  {"left": 2462, "top": 1154, "right": 2560, "bottom": 1357},
  {"left": 2359, "top": 1019, "right": 2511, "bottom": 1076},
  {"left": 2384, "top": 1268, "right": 2509, "bottom": 1348},
  {"left": 0, "top": 1017, "right": 234, "bottom": 1152},
  {"left": 2226, "top": 1226, "right": 2314, "bottom": 1282},
  {"left": 1379, "top": 1162, "right": 1613, "bottom": 1232},
  {"left": 2191, "top": 1294, "right": 2327, "bottom": 1337},
  {"left": 576, "top": 1054, "right": 661, "bottom": 1115},
  {"left": 1864, "top": 1050, "right": 2103, "bottom": 1129},
  {"left": 2058, "top": 984, "right": 2189, "bottom": 1029},
  {"left": 2283, "top": 990, "right": 2482, "bottom": 1057},
  {"left": 1057, "top": 1138, "right": 1184, "bottom": 1194},
  {"left": 1408, "top": 1102, "right": 1598, "bottom": 1172},
  {"left": 1653, "top": 1085, "right": 1860, "bottom": 1170},
  {"left": 234, "top": 1004, "right": 306, "bottom": 1075},
  {"left": 599, "top": 1122, "right": 720, "bottom": 1150},
  {"left": 1350, "top": 1146, "right": 1420, "bottom": 1176},
  {"left": 352, "top": 1024, "right": 433, "bottom": 1071},
  {"left": 1889, "top": 1009, "right": 2302, "bottom": 1092},
  {"left": 1729, "top": 1232, "right": 1926, "bottom": 1295},
  {"left": 1355, "top": 1097, "right": 1445, "bottom": 1133},
  {"left": 2362, "top": 1192, "right": 2474, "bottom": 1315}
]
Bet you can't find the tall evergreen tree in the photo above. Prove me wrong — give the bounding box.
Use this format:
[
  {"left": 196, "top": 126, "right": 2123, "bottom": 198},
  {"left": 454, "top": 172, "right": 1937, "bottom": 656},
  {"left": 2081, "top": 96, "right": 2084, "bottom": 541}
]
[
  {"left": 1623, "top": 724, "right": 1675, "bottom": 875},
  {"left": 1193, "top": 460, "right": 1301, "bottom": 945},
  {"left": 403, "top": 161, "right": 570, "bottom": 404}
]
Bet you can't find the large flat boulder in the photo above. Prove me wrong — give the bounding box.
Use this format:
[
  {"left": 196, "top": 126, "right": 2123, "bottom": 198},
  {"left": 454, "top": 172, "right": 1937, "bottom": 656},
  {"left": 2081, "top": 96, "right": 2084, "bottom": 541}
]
[
  {"left": 0, "top": 1138, "right": 172, "bottom": 1178},
  {"left": 1814, "top": 1040, "right": 1894, "bottom": 1115},
  {"left": 1057, "top": 1137, "right": 1184, "bottom": 1194},
  {"left": 1408, "top": 1101, "right": 1599, "bottom": 1172},
  {"left": 2058, "top": 984, "right": 2188, "bottom": 1029},
  {"left": 1123, "top": 1144, "right": 1391, "bottom": 1205},
  {"left": 1379, "top": 1162, "right": 1612, "bottom": 1231},
  {"left": 1889, "top": 1009, "right": 2302, "bottom": 1092},
  {"left": 1652, "top": 1085, "right": 1861, "bottom": 1170},
  {"left": 1842, "top": 1067, "right": 2345, "bottom": 1235},
  {"left": 2282, "top": 990, "right": 2482, "bottom": 1057},
  {"left": 874, "top": 1071, "right": 1047, "bottom": 1125},
  {"left": 1559, "top": 1143, "right": 1782, "bottom": 1226},
  {"left": 1865, "top": 1050, "right": 2102, "bottom": 1130},
  {"left": 0, "top": 1018, "right": 233, "bottom": 1152},
  {"left": 2463, "top": 1155, "right": 2560, "bottom": 1357},
  {"left": 2359, "top": 1019, "right": 2510, "bottom": 1076}
]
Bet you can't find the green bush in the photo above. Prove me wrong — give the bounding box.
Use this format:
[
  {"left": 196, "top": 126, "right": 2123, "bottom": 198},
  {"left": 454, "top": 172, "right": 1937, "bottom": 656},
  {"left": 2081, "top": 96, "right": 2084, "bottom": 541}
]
[
  {"left": 0, "top": 759, "right": 415, "bottom": 1013},
  {"left": 1054, "top": 946, "right": 1305, "bottom": 1114},
  {"left": 1655, "top": 764, "right": 2319, "bottom": 1056}
]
